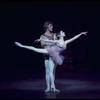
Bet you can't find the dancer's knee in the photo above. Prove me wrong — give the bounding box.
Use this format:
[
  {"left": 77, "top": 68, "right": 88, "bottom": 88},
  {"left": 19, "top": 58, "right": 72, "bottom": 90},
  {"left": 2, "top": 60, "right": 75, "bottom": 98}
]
[{"left": 46, "top": 69, "right": 50, "bottom": 75}]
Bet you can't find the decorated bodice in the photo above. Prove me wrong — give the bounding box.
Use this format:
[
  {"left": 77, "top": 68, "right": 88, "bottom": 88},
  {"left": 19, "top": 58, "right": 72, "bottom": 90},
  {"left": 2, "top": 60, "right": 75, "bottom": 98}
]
[{"left": 40, "top": 33, "right": 57, "bottom": 48}]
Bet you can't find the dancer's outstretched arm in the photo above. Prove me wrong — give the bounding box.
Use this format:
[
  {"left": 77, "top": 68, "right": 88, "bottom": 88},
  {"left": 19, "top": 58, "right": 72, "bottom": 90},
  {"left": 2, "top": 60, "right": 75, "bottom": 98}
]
[
  {"left": 65, "top": 32, "right": 87, "bottom": 45},
  {"left": 15, "top": 42, "right": 48, "bottom": 54}
]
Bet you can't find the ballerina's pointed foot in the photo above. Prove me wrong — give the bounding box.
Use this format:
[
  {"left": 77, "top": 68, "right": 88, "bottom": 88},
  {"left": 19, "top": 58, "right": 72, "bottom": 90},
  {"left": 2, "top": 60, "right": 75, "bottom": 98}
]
[{"left": 15, "top": 42, "right": 23, "bottom": 47}]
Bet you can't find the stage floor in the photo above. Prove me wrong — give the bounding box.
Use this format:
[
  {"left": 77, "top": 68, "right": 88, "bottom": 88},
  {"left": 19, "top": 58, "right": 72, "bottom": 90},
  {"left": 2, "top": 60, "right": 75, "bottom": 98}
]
[{"left": 0, "top": 68, "right": 100, "bottom": 99}]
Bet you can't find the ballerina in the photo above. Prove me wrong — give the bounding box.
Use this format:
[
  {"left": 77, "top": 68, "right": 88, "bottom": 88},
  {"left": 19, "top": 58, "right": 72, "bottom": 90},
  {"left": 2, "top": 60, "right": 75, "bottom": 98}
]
[{"left": 15, "top": 31, "right": 87, "bottom": 65}]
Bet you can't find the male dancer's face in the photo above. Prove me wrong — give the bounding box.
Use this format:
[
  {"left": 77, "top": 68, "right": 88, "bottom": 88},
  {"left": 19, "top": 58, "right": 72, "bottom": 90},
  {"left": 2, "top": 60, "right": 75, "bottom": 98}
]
[{"left": 47, "top": 24, "right": 53, "bottom": 32}]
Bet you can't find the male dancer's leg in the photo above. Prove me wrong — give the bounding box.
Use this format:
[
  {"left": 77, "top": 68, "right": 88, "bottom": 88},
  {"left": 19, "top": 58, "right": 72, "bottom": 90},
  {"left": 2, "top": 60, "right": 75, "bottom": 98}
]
[{"left": 44, "top": 59, "right": 51, "bottom": 92}]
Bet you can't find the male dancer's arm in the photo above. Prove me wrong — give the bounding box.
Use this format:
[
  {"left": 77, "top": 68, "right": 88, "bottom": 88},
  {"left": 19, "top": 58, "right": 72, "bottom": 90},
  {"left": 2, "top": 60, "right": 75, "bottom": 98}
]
[
  {"left": 40, "top": 39, "right": 58, "bottom": 44},
  {"left": 40, "top": 35, "right": 57, "bottom": 47}
]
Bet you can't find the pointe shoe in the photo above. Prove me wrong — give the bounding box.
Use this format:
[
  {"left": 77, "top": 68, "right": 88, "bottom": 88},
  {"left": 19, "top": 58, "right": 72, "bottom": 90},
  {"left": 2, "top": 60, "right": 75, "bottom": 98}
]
[
  {"left": 51, "top": 86, "right": 60, "bottom": 93},
  {"left": 55, "top": 88, "right": 60, "bottom": 92},
  {"left": 45, "top": 88, "right": 50, "bottom": 92},
  {"left": 15, "top": 42, "right": 23, "bottom": 47}
]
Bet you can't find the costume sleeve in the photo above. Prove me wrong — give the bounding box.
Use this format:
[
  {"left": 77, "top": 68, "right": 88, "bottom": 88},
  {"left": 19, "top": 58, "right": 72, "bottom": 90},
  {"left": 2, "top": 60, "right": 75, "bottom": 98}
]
[
  {"left": 40, "top": 35, "right": 48, "bottom": 48},
  {"left": 40, "top": 35, "right": 55, "bottom": 47}
]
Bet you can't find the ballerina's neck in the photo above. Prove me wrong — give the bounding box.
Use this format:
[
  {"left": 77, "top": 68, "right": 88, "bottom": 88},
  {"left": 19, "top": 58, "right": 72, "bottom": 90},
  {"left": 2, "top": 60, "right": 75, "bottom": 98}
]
[{"left": 59, "top": 36, "right": 64, "bottom": 41}]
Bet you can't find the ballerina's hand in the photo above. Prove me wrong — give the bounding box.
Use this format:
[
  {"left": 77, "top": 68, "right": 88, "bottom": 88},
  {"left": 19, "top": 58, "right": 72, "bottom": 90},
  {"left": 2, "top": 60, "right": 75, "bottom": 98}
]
[
  {"left": 34, "top": 39, "right": 41, "bottom": 43},
  {"left": 81, "top": 31, "right": 88, "bottom": 35},
  {"left": 15, "top": 42, "right": 23, "bottom": 47}
]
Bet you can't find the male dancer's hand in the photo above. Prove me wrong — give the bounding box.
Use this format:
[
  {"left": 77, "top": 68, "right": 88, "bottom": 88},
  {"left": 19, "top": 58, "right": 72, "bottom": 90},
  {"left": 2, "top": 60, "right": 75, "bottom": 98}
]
[{"left": 34, "top": 39, "right": 41, "bottom": 43}]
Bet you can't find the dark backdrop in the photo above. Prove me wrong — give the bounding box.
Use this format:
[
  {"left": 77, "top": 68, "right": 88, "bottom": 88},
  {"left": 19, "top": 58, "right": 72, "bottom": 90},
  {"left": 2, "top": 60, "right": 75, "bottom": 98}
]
[{"left": 0, "top": 1, "right": 100, "bottom": 74}]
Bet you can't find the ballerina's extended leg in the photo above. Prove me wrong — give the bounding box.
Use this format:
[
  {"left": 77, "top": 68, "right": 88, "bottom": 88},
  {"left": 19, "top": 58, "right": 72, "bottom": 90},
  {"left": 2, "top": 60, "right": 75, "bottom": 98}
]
[{"left": 15, "top": 42, "right": 48, "bottom": 54}]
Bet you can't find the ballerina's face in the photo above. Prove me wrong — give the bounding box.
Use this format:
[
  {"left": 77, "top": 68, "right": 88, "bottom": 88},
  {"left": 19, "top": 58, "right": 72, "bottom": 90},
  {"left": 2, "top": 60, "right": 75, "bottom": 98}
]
[{"left": 59, "top": 31, "right": 66, "bottom": 37}]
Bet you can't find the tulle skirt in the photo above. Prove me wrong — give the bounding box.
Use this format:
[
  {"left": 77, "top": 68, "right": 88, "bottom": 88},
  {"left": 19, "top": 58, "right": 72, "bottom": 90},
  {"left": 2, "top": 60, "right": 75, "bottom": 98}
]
[{"left": 45, "top": 46, "right": 65, "bottom": 65}]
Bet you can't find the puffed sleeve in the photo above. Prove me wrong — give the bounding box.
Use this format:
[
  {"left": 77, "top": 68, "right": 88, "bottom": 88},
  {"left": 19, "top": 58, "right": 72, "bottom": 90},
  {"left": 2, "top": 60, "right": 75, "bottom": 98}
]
[
  {"left": 40, "top": 35, "right": 56, "bottom": 48},
  {"left": 40, "top": 35, "right": 49, "bottom": 47}
]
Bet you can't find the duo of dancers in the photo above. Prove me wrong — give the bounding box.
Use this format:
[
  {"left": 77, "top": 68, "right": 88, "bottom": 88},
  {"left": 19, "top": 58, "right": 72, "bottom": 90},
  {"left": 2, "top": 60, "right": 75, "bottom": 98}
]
[{"left": 15, "top": 21, "right": 87, "bottom": 92}]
